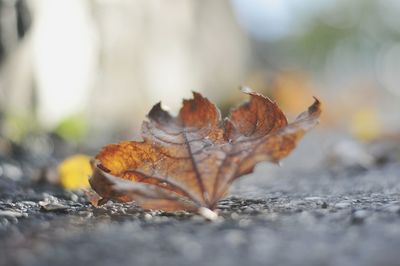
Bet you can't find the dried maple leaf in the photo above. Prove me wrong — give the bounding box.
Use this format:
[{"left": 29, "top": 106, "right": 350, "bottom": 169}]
[{"left": 89, "top": 87, "right": 321, "bottom": 217}]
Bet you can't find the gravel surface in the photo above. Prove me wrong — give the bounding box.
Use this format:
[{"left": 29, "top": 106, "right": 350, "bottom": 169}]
[{"left": 1, "top": 135, "right": 400, "bottom": 266}]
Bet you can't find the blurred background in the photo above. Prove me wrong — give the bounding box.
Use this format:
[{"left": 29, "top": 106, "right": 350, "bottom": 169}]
[{"left": 0, "top": 0, "right": 400, "bottom": 187}]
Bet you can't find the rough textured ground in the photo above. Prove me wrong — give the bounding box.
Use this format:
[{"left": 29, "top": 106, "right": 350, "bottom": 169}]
[{"left": 1, "top": 134, "right": 400, "bottom": 266}]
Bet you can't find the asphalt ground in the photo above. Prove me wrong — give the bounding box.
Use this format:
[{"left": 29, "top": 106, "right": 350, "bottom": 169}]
[{"left": 1, "top": 133, "right": 400, "bottom": 266}]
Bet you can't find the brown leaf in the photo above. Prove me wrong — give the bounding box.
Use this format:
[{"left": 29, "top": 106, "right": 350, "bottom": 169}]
[{"left": 89, "top": 88, "right": 321, "bottom": 213}]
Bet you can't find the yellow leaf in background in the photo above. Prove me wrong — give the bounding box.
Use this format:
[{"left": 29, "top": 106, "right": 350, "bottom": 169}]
[
  {"left": 351, "top": 108, "right": 381, "bottom": 141},
  {"left": 58, "top": 154, "right": 91, "bottom": 189}
]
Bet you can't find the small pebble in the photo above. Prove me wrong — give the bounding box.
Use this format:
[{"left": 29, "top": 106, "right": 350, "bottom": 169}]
[
  {"left": 385, "top": 205, "right": 400, "bottom": 213},
  {"left": 39, "top": 202, "right": 69, "bottom": 212},
  {"left": 0, "top": 210, "right": 24, "bottom": 218},
  {"left": 335, "top": 202, "right": 351, "bottom": 209},
  {"left": 70, "top": 193, "right": 79, "bottom": 202},
  {"left": 0, "top": 163, "right": 23, "bottom": 181},
  {"left": 230, "top": 212, "right": 239, "bottom": 220},
  {"left": 144, "top": 213, "right": 152, "bottom": 220},
  {"left": 305, "top": 197, "right": 324, "bottom": 201},
  {"left": 351, "top": 210, "right": 369, "bottom": 224}
]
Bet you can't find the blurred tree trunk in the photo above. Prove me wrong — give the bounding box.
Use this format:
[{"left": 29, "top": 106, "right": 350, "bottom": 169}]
[{"left": 1, "top": 0, "right": 250, "bottom": 139}]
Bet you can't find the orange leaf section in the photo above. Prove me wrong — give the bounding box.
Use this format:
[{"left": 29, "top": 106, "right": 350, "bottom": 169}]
[{"left": 89, "top": 88, "right": 321, "bottom": 212}]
